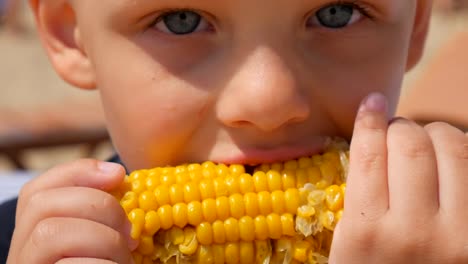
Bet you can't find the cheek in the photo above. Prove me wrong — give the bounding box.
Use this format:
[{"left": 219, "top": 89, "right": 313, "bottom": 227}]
[
  {"left": 302, "top": 24, "right": 411, "bottom": 137},
  {"left": 91, "top": 42, "right": 212, "bottom": 170}
]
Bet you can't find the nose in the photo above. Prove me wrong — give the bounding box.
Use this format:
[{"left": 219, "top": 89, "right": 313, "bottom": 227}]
[{"left": 216, "top": 46, "right": 310, "bottom": 132}]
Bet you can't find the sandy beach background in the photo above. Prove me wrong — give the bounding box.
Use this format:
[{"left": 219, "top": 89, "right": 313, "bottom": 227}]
[{"left": 0, "top": 6, "right": 467, "bottom": 172}]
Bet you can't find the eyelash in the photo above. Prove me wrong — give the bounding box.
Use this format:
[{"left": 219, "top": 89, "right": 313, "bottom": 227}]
[
  {"left": 331, "top": 0, "right": 374, "bottom": 19},
  {"left": 148, "top": 1, "right": 375, "bottom": 31}
]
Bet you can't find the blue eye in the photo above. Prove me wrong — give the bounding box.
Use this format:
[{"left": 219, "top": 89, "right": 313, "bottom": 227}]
[
  {"left": 308, "top": 4, "right": 362, "bottom": 28},
  {"left": 155, "top": 10, "right": 210, "bottom": 35}
]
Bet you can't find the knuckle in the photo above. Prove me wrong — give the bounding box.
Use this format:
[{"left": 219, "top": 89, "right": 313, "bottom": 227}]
[
  {"left": 389, "top": 123, "right": 433, "bottom": 158},
  {"left": 354, "top": 144, "right": 385, "bottom": 171},
  {"left": 31, "top": 218, "right": 60, "bottom": 248}
]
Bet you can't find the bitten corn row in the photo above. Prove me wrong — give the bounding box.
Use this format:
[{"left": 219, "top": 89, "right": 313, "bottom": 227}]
[{"left": 112, "top": 139, "right": 349, "bottom": 264}]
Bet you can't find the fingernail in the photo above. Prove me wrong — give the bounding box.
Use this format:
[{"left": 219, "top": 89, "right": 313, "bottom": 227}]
[
  {"left": 359, "top": 92, "right": 388, "bottom": 113},
  {"left": 98, "top": 161, "right": 121, "bottom": 174},
  {"left": 124, "top": 220, "right": 139, "bottom": 250}
]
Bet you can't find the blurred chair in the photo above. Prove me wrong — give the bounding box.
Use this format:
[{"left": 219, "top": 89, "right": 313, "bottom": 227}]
[
  {"left": 0, "top": 100, "right": 110, "bottom": 170},
  {"left": 397, "top": 31, "right": 468, "bottom": 132}
]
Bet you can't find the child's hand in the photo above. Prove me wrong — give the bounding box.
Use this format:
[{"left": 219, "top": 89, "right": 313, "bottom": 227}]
[
  {"left": 330, "top": 93, "right": 468, "bottom": 263},
  {"left": 6, "top": 159, "right": 138, "bottom": 264}
]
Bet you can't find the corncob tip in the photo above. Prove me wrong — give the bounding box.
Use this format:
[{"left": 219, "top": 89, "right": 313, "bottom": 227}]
[{"left": 113, "top": 138, "right": 349, "bottom": 264}]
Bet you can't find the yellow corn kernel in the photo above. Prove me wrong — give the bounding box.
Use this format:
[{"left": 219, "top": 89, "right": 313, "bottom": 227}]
[
  {"left": 320, "top": 161, "right": 339, "bottom": 184},
  {"left": 154, "top": 185, "right": 170, "bottom": 206},
  {"left": 212, "top": 244, "right": 225, "bottom": 264},
  {"left": 188, "top": 163, "right": 202, "bottom": 172},
  {"left": 157, "top": 205, "right": 173, "bottom": 230},
  {"left": 145, "top": 173, "right": 160, "bottom": 191},
  {"left": 320, "top": 210, "right": 336, "bottom": 231},
  {"left": 229, "top": 164, "right": 245, "bottom": 176},
  {"left": 239, "top": 242, "right": 255, "bottom": 263},
  {"left": 266, "top": 214, "right": 282, "bottom": 239},
  {"left": 197, "top": 222, "right": 214, "bottom": 245},
  {"left": 257, "top": 164, "right": 270, "bottom": 173},
  {"left": 187, "top": 201, "right": 203, "bottom": 226},
  {"left": 306, "top": 166, "right": 322, "bottom": 184},
  {"left": 172, "top": 203, "right": 188, "bottom": 228},
  {"left": 284, "top": 160, "right": 298, "bottom": 170},
  {"left": 325, "top": 185, "right": 344, "bottom": 212},
  {"left": 216, "top": 196, "right": 230, "bottom": 221},
  {"left": 160, "top": 173, "right": 176, "bottom": 186},
  {"left": 281, "top": 170, "right": 296, "bottom": 189},
  {"left": 184, "top": 182, "right": 201, "bottom": 203},
  {"left": 137, "top": 235, "right": 155, "bottom": 255},
  {"left": 225, "top": 174, "right": 240, "bottom": 195},
  {"left": 202, "top": 161, "right": 216, "bottom": 169},
  {"left": 294, "top": 168, "right": 308, "bottom": 189},
  {"left": 281, "top": 213, "right": 296, "bottom": 237},
  {"left": 225, "top": 243, "right": 240, "bottom": 264},
  {"left": 131, "top": 179, "right": 146, "bottom": 195},
  {"left": 169, "top": 227, "right": 185, "bottom": 245},
  {"left": 253, "top": 171, "right": 268, "bottom": 192},
  {"left": 202, "top": 198, "right": 217, "bottom": 223},
  {"left": 254, "top": 215, "right": 269, "bottom": 241},
  {"left": 197, "top": 245, "right": 214, "bottom": 264},
  {"left": 128, "top": 208, "right": 145, "bottom": 240},
  {"left": 176, "top": 172, "right": 190, "bottom": 185},
  {"left": 335, "top": 209, "right": 344, "bottom": 222},
  {"left": 179, "top": 227, "right": 198, "bottom": 255},
  {"left": 238, "top": 216, "right": 255, "bottom": 242},
  {"left": 191, "top": 170, "right": 204, "bottom": 182},
  {"left": 239, "top": 173, "right": 255, "bottom": 194},
  {"left": 293, "top": 240, "right": 312, "bottom": 262},
  {"left": 213, "top": 177, "right": 229, "bottom": 197},
  {"left": 284, "top": 188, "right": 300, "bottom": 215},
  {"left": 199, "top": 179, "right": 216, "bottom": 199},
  {"left": 139, "top": 191, "right": 158, "bottom": 212},
  {"left": 169, "top": 184, "right": 184, "bottom": 204},
  {"left": 271, "top": 190, "right": 285, "bottom": 214},
  {"left": 202, "top": 167, "right": 216, "bottom": 179},
  {"left": 244, "top": 192, "right": 259, "bottom": 218},
  {"left": 270, "top": 162, "right": 283, "bottom": 172},
  {"left": 144, "top": 210, "right": 160, "bottom": 236},
  {"left": 298, "top": 157, "right": 313, "bottom": 169},
  {"left": 266, "top": 170, "right": 282, "bottom": 191},
  {"left": 229, "top": 193, "right": 245, "bottom": 219},
  {"left": 217, "top": 164, "right": 230, "bottom": 177},
  {"left": 224, "top": 218, "right": 240, "bottom": 243},
  {"left": 121, "top": 191, "right": 138, "bottom": 214},
  {"left": 212, "top": 220, "right": 226, "bottom": 244},
  {"left": 257, "top": 191, "right": 273, "bottom": 215}
]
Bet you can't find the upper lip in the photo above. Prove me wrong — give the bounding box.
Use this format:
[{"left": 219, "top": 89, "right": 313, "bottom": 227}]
[{"left": 210, "top": 142, "right": 326, "bottom": 165}]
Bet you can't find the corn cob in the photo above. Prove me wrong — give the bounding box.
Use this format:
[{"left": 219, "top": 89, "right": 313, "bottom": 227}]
[{"left": 112, "top": 139, "right": 349, "bottom": 264}]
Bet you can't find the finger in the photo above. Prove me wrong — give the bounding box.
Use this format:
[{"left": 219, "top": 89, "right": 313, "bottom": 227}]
[
  {"left": 17, "top": 159, "right": 125, "bottom": 219},
  {"left": 56, "top": 258, "right": 120, "bottom": 264},
  {"left": 387, "top": 118, "right": 439, "bottom": 217},
  {"left": 425, "top": 122, "right": 468, "bottom": 214},
  {"left": 19, "top": 217, "right": 134, "bottom": 264},
  {"left": 346, "top": 92, "right": 389, "bottom": 219},
  {"left": 15, "top": 187, "right": 137, "bottom": 253}
]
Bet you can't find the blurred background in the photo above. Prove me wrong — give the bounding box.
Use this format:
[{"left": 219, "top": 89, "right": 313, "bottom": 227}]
[{"left": 0, "top": 0, "right": 467, "bottom": 177}]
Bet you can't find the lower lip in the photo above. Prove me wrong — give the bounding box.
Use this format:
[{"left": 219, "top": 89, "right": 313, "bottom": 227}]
[{"left": 213, "top": 144, "right": 325, "bottom": 165}]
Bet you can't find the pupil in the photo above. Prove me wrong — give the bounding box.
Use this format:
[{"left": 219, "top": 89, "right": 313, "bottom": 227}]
[
  {"left": 330, "top": 8, "right": 337, "bottom": 15},
  {"left": 179, "top": 13, "right": 187, "bottom": 20}
]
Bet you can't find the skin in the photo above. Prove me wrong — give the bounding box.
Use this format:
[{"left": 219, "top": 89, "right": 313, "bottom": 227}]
[{"left": 7, "top": 0, "right": 468, "bottom": 263}]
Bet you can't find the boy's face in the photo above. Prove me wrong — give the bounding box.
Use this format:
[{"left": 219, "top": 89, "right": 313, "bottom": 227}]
[{"left": 41, "top": 0, "right": 430, "bottom": 170}]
